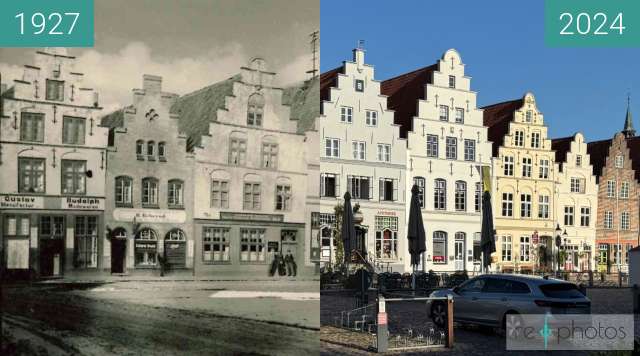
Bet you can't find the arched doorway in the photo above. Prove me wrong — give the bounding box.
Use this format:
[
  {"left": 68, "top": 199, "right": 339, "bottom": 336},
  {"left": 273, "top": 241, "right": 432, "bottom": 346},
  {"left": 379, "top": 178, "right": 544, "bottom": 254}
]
[
  {"left": 165, "top": 229, "right": 186, "bottom": 268},
  {"left": 110, "top": 227, "right": 127, "bottom": 274}
]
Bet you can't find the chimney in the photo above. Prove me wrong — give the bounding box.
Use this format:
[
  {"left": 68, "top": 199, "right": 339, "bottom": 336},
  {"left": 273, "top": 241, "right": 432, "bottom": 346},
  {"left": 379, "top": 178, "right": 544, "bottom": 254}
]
[
  {"left": 143, "top": 74, "right": 162, "bottom": 94},
  {"left": 352, "top": 40, "right": 365, "bottom": 66}
]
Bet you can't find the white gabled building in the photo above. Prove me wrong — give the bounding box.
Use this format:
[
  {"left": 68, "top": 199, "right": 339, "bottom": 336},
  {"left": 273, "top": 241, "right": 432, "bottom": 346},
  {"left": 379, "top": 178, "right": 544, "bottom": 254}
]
[
  {"left": 382, "top": 49, "right": 492, "bottom": 273},
  {"left": 320, "top": 48, "right": 407, "bottom": 272},
  {"left": 552, "top": 133, "right": 598, "bottom": 271}
]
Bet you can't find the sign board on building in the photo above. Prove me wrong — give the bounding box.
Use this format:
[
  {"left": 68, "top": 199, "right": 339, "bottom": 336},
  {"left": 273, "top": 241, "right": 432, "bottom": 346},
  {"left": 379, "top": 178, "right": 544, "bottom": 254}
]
[
  {"left": 376, "top": 210, "right": 397, "bottom": 216},
  {"left": 0, "top": 195, "right": 44, "bottom": 209},
  {"left": 135, "top": 242, "right": 157, "bottom": 250},
  {"left": 113, "top": 209, "right": 187, "bottom": 224},
  {"left": 220, "top": 212, "right": 284, "bottom": 222},
  {"left": 61, "top": 197, "right": 104, "bottom": 210}
]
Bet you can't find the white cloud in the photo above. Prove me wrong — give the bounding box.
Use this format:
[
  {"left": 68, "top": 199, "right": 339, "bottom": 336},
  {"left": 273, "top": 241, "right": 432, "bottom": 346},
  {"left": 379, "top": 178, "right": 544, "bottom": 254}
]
[{"left": 1, "top": 42, "right": 312, "bottom": 114}]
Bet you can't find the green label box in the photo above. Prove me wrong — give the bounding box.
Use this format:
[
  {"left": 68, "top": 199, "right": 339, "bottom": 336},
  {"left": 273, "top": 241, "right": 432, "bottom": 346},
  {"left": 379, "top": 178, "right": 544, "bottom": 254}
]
[
  {"left": 0, "top": 0, "right": 94, "bottom": 47},
  {"left": 545, "top": 0, "right": 640, "bottom": 47}
]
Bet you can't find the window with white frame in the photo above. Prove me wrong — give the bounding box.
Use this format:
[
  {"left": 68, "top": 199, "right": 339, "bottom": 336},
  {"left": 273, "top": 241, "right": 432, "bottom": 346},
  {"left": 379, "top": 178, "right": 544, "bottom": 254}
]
[
  {"left": 203, "top": 227, "right": 230, "bottom": 262},
  {"left": 141, "top": 178, "right": 158, "bottom": 206},
  {"left": 463, "top": 139, "right": 475, "bottom": 161},
  {"left": 18, "top": 157, "right": 45, "bottom": 193},
  {"left": 448, "top": 75, "right": 456, "bottom": 88},
  {"left": 455, "top": 108, "right": 464, "bottom": 123},
  {"left": 622, "top": 212, "right": 630, "bottom": 230},
  {"left": 455, "top": 181, "right": 466, "bottom": 211},
  {"left": 604, "top": 211, "right": 613, "bottom": 229},
  {"left": 503, "top": 156, "right": 514, "bottom": 176},
  {"left": 525, "top": 110, "right": 533, "bottom": 123},
  {"left": 620, "top": 181, "right": 630, "bottom": 198},
  {"left": 168, "top": 180, "right": 184, "bottom": 207},
  {"left": 514, "top": 130, "right": 524, "bottom": 147},
  {"left": 475, "top": 183, "right": 482, "bottom": 212},
  {"left": 576, "top": 155, "right": 582, "bottom": 167},
  {"left": 426, "top": 135, "right": 438, "bottom": 157},
  {"left": 414, "top": 177, "right": 425, "bottom": 208},
  {"left": 20, "top": 112, "right": 44, "bottom": 142},
  {"left": 262, "top": 142, "right": 278, "bottom": 169},
  {"left": 570, "top": 177, "right": 584, "bottom": 193},
  {"left": 520, "top": 193, "right": 532, "bottom": 218},
  {"left": 433, "top": 231, "right": 447, "bottom": 263},
  {"left": 539, "top": 159, "right": 550, "bottom": 179},
  {"left": 352, "top": 141, "right": 366, "bottom": 160},
  {"left": 538, "top": 195, "right": 550, "bottom": 219},
  {"left": 229, "top": 138, "right": 247, "bottom": 165},
  {"left": 502, "top": 192, "right": 513, "bottom": 217},
  {"left": 211, "top": 180, "right": 229, "bottom": 208},
  {"left": 564, "top": 206, "right": 575, "bottom": 226},
  {"left": 340, "top": 106, "right": 353, "bottom": 123},
  {"left": 580, "top": 207, "right": 590, "bottom": 227},
  {"left": 348, "top": 176, "right": 372, "bottom": 200},
  {"left": 62, "top": 116, "right": 86, "bottom": 145},
  {"left": 366, "top": 110, "right": 378, "bottom": 126},
  {"left": 355, "top": 79, "right": 364, "bottom": 92},
  {"left": 240, "top": 228, "right": 265, "bottom": 262},
  {"left": 379, "top": 178, "right": 397, "bottom": 202},
  {"left": 61, "top": 160, "right": 86, "bottom": 195},
  {"left": 439, "top": 105, "right": 449, "bottom": 121},
  {"left": 522, "top": 157, "right": 532, "bottom": 178},
  {"left": 320, "top": 173, "right": 339, "bottom": 197},
  {"left": 46, "top": 79, "right": 64, "bottom": 101},
  {"left": 115, "top": 176, "right": 133, "bottom": 206},
  {"left": 243, "top": 182, "right": 261, "bottom": 210},
  {"left": 531, "top": 132, "right": 541, "bottom": 148},
  {"left": 520, "top": 236, "right": 531, "bottom": 262},
  {"left": 434, "top": 179, "right": 446, "bottom": 210},
  {"left": 377, "top": 144, "right": 391, "bottom": 162},
  {"left": 375, "top": 220, "right": 398, "bottom": 260},
  {"left": 502, "top": 236, "right": 512, "bottom": 261},
  {"left": 275, "top": 184, "right": 291, "bottom": 211},
  {"left": 445, "top": 137, "right": 457, "bottom": 160},
  {"left": 607, "top": 180, "right": 616, "bottom": 198},
  {"left": 325, "top": 138, "right": 340, "bottom": 157},
  {"left": 615, "top": 155, "right": 624, "bottom": 168}
]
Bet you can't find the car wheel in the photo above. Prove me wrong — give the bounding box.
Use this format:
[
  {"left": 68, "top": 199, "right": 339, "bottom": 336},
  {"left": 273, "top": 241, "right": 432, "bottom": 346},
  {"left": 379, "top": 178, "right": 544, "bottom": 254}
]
[
  {"left": 503, "top": 311, "right": 523, "bottom": 339},
  {"left": 430, "top": 302, "right": 447, "bottom": 328}
]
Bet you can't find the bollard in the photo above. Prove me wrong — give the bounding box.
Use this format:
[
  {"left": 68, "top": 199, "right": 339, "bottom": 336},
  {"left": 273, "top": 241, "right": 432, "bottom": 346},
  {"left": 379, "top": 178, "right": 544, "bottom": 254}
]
[
  {"left": 376, "top": 296, "right": 388, "bottom": 353},
  {"left": 446, "top": 295, "right": 454, "bottom": 348}
]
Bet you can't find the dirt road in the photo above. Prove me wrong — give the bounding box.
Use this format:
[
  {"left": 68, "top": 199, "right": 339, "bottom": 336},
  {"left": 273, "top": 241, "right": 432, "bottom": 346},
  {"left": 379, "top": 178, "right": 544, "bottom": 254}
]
[{"left": 2, "top": 283, "right": 318, "bottom": 355}]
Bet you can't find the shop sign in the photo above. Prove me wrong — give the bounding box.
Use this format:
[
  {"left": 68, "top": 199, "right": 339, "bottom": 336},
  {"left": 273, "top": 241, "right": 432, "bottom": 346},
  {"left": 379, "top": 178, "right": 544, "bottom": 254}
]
[
  {"left": 113, "top": 209, "right": 186, "bottom": 224},
  {"left": 135, "top": 242, "right": 156, "bottom": 250},
  {"left": 0, "top": 194, "right": 44, "bottom": 209},
  {"left": 220, "top": 212, "right": 284, "bottom": 222},
  {"left": 376, "top": 210, "right": 397, "bottom": 216},
  {"left": 433, "top": 255, "right": 445, "bottom": 262},
  {"left": 61, "top": 197, "right": 104, "bottom": 210}
]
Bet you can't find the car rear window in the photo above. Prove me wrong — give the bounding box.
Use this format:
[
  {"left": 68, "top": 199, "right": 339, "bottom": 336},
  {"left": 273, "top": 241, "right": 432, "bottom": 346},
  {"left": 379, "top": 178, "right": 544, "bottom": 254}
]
[{"left": 539, "top": 283, "right": 584, "bottom": 298}]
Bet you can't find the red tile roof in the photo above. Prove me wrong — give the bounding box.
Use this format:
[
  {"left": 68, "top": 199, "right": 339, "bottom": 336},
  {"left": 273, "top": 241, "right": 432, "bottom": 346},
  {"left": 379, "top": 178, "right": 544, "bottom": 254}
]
[
  {"left": 380, "top": 64, "right": 438, "bottom": 138},
  {"left": 481, "top": 98, "right": 524, "bottom": 156},
  {"left": 320, "top": 66, "right": 343, "bottom": 105},
  {"left": 551, "top": 135, "right": 575, "bottom": 167}
]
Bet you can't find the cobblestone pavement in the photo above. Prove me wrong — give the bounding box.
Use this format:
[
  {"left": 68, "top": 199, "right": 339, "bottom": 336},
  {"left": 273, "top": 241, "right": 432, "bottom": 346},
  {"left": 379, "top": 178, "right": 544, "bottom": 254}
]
[{"left": 321, "top": 287, "right": 638, "bottom": 355}]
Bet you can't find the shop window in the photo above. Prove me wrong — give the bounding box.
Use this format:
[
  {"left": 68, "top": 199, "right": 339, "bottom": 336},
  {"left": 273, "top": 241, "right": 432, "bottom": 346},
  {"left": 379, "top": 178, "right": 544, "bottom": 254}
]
[
  {"left": 62, "top": 116, "right": 86, "bottom": 145},
  {"left": 61, "top": 160, "right": 86, "bottom": 195},
  {"left": 135, "top": 228, "right": 157, "bottom": 266},
  {"left": 375, "top": 216, "right": 398, "bottom": 260},
  {"left": 20, "top": 112, "right": 44, "bottom": 142},
  {"left": 240, "top": 228, "right": 265, "bottom": 262},
  {"left": 168, "top": 179, "right": 184, "bottom": 207},
  {"left": 115, "top": 176, "right": 133, "bottom": 206},
  {"left": 39, "top": 216, "right": 65, "bottom": 238},
  {"left": 203, "top": 227, "right": 230, "bottom": 263},
  {"left": 320, "top": 226, "right": 332, "bottom": 258},
  {"left": 18, "top": 157, "right": 46, "bottom": 193},
  {"left": 433, "top": 231, "right": 447, "bottom": 264},
  {"left": 4, "top": 215, "right": 30, "bottom": 269},
  {"left": 141, "top": 178, "right": 159, "bottom": 206},
  {"left": 74, "top": 216, "right": 98, "bottom": 268}
]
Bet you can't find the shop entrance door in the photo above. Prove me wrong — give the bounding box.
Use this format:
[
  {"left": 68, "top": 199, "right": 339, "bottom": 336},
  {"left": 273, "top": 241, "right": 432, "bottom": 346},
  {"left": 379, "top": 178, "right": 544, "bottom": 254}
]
[
  {"left": 455, "top": 239, "right": 465, "bottom": 271},
  {"left": 39, "top": 216, "right": 65, "bottom": 277},
  {"left": 111, "top": 239, "right": 126, "bottom": 273}
]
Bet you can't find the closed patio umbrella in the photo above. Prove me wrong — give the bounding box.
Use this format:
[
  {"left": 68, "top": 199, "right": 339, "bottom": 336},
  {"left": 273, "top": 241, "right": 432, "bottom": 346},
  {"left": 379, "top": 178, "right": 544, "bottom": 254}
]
[
  {"left": 480, "top": 167, "right": 496, "bottom": 271},
  {"left": 341, "top": 191, "right": 356, "bottom": 268},
  {"left": 408, "top": 184, "right": 426, "bottom": 289}
]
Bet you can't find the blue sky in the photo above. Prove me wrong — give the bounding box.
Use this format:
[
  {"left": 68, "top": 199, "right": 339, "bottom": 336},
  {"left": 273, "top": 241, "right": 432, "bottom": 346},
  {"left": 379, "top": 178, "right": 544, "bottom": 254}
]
[{"left": 321, "top": 0, "right": 640, "bottom": 141}]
